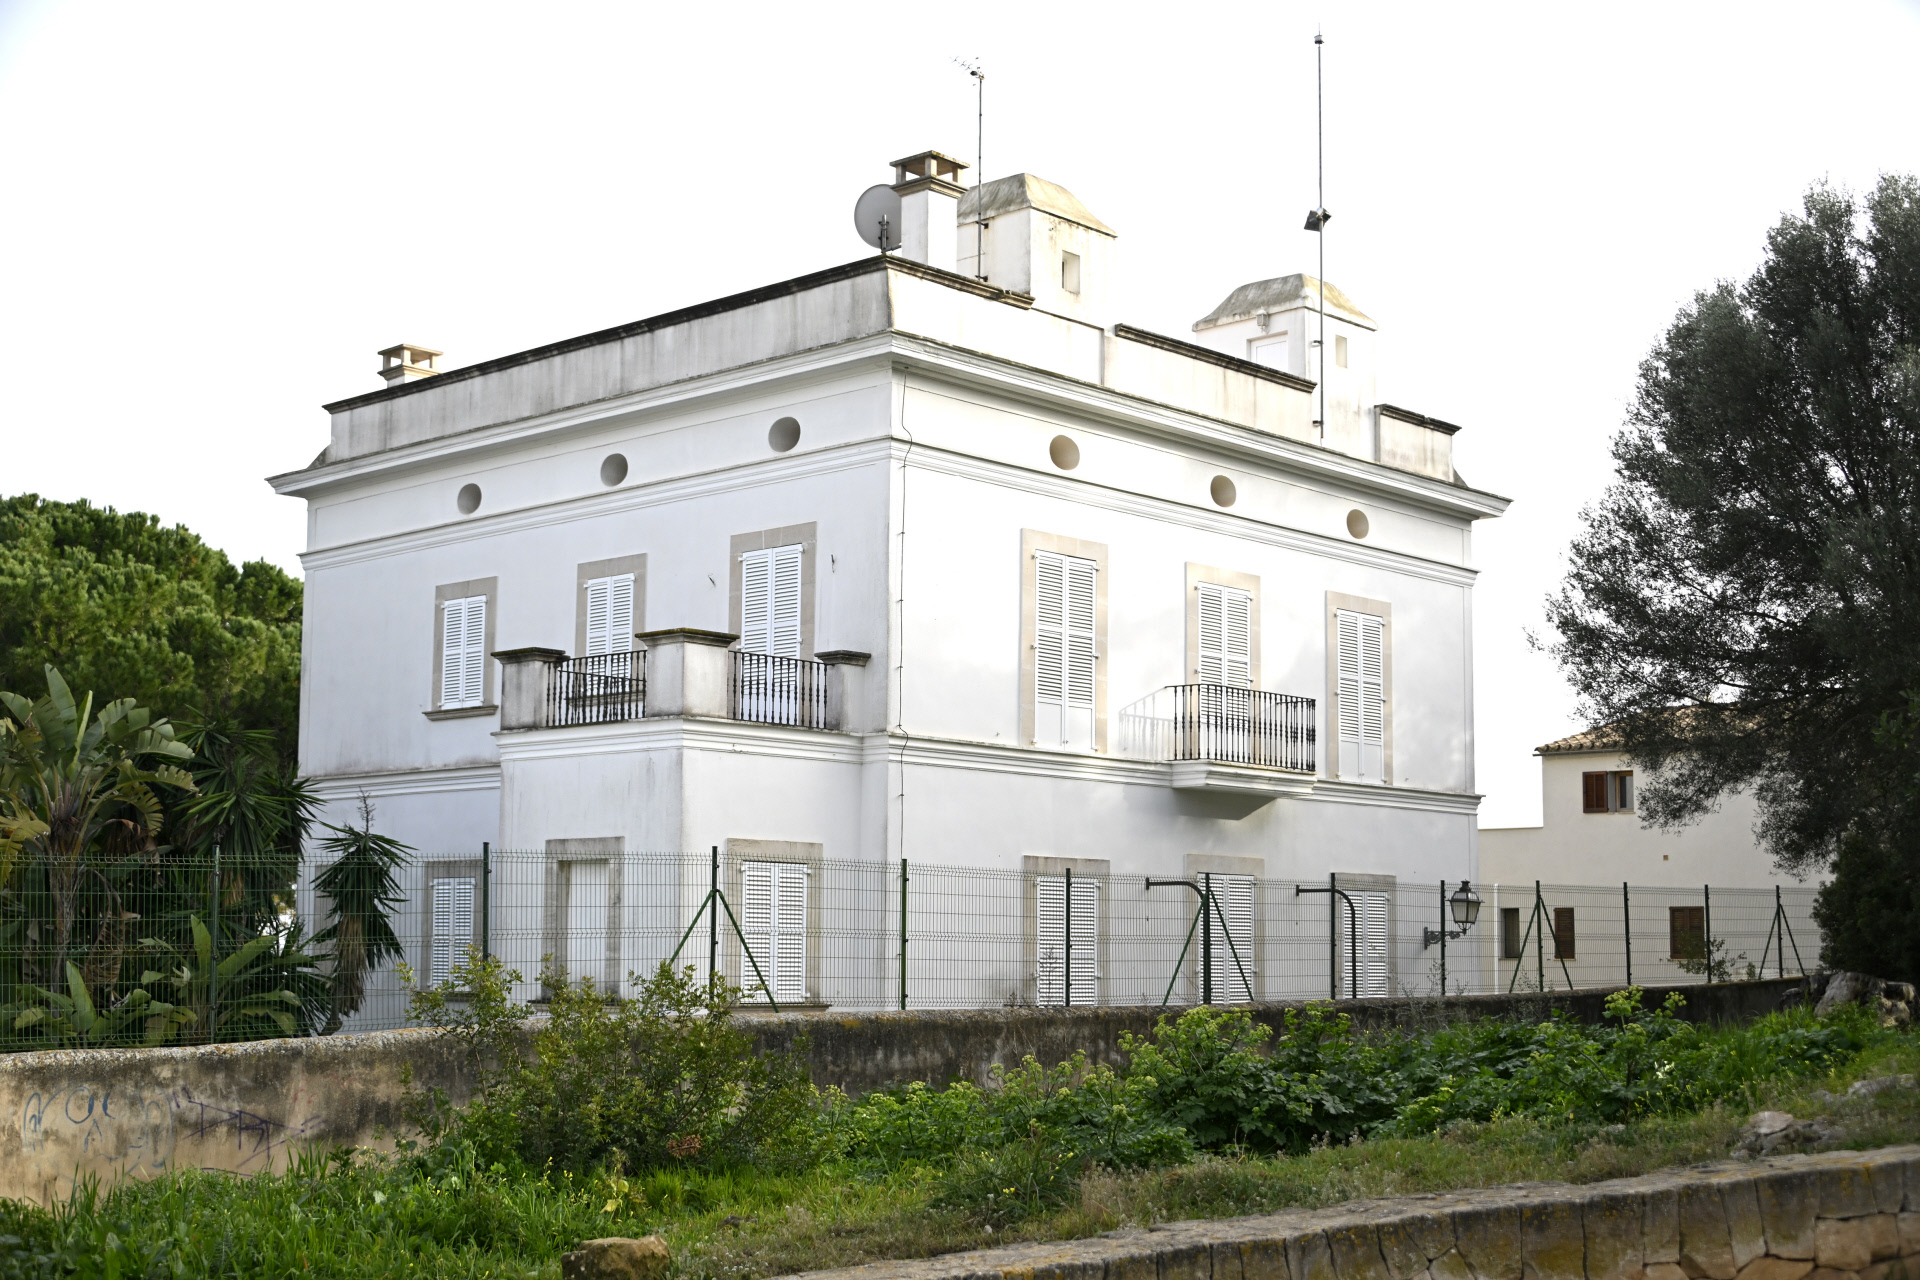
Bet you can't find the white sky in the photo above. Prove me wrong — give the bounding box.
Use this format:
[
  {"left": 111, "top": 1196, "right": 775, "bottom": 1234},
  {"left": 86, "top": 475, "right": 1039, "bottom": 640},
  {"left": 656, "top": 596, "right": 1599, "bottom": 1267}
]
[{"left": 3, "top": 1, "right": 1917, "bottom": 825}]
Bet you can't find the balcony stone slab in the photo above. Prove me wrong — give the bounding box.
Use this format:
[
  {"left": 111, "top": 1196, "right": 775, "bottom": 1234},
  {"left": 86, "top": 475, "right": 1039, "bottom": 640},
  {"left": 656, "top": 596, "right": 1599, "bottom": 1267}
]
[{"left": 1167, "top": 760, "right": 1316, "bottom": 797}]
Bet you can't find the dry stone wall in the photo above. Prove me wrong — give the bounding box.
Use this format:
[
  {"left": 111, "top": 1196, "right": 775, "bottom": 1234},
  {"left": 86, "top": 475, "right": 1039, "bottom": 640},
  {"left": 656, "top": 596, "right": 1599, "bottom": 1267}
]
[{"left": 774, "top": 1147, "right": 1920, "bottom": 1280}]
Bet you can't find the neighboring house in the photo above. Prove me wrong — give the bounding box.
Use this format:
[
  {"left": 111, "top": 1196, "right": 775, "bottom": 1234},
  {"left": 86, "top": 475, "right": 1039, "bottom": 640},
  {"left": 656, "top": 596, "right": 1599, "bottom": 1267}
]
[
  {"left": 1478, "top": 728, "right": 1822, "bottom": 990},
  {"left": 274, "top": 151, "right": 1509, "bottom": 1015}
]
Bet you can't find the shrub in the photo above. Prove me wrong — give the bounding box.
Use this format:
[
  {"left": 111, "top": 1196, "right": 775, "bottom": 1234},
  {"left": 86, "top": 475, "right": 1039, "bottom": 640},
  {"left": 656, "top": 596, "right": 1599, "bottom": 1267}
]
[{"left": 408, "top": 954, "right": 819, "bottom": 1175}]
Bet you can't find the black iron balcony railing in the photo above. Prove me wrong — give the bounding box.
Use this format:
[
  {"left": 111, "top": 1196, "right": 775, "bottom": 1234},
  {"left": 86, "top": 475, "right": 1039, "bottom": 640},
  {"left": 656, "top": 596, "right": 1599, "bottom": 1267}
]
[
  {"left": 730, "top": 651, "right": 829, "bottom": 729},
  {"left": 547, "top": 651, "right": 646, "bottom": 727},
  {"left": 1117, "top": 684, "right": 1316, "bottom": 771}
]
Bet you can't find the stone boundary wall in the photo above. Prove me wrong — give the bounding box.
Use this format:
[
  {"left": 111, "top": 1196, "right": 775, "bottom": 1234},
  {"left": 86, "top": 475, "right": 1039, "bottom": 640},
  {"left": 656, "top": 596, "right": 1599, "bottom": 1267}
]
[
  {"left": 0, "top": 977, "right": 1807, "bottom": 1203},
  {"left": 778, "top": 1146, "right": 1920, "bottom": 1280}
]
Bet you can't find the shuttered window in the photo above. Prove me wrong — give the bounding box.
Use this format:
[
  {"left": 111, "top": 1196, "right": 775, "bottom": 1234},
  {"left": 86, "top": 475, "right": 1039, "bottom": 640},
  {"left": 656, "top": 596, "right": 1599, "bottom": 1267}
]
[
  {"left": 1583, "top": 772, "right": 1610, "bottom": 813},
  {"left": 1500, "top": 906, "right": 1523, "bottom": 959},
  {"left": 1669, "top": 906, "right": 1705, "bottom": 961},
  {"left": 440, "top": 595, "right": 487, "bottom": 708},
  {"left": 1553, "top": 907, "right": 1576, "bottom": 960},
  {"left": 563, "top": 859, "right": 609, "bottom": 989},
  {"left": 740, "top": 545, "right": 803, "bottom": 658},
  {"left": 1200, "top": 874, "right": 1255, "bottom": 1002},
  {"left": 1035, "top": 873, "right": 1099, "bottom": 1005},
  {"left": 429, "top": 876, "right": 476, "bottom": 986},
  {"left": 1197, "top": 583, "right": 1252, "bottom": 687},
  {"left": 1335, "top": 609, "right": 1385, "bottom": 780},
  {"left": 1035, "top": 550, "right": 1097, "bottom": 749},
  {"left": 1350, "top": 891, "right": 1390, "bottom": 997},
  {"left": 741, "top": 861, "right": 808, "bottom": 1004},
  {"left": 583, "top": 573, "right": 635, "bottom": 656}
]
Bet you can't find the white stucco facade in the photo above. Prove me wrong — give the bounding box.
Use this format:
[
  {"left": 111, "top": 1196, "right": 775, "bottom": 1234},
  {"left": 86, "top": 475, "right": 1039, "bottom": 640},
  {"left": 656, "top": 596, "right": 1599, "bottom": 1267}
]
[{"left": 275, "top": 158, "right": 1510, "bottom": 1012}]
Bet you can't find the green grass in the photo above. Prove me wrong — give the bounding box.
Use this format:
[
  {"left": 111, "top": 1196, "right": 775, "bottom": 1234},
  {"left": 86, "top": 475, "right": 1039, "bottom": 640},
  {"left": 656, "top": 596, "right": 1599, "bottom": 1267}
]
[{"left": 3, "top": 1023, "right": 1916, "bottom": 1279}]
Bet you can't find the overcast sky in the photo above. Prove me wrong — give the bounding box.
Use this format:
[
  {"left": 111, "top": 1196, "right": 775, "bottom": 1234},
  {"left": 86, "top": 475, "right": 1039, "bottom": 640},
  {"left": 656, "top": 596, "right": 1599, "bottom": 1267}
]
[{"left": 3, "top": 1, "right": 1917, "bottom": 826}]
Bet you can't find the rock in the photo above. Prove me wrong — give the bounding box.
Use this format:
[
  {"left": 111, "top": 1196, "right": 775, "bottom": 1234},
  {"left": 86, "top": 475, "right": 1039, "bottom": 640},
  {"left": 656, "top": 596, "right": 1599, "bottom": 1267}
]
[
  {"left": 1745, "top": 1111, "right": 1798, "bottom": 1137},
  {"left": 1846, "top": 1076, "right": 1916, "bottom": 1100},
  {"left": 560, "top": 1236, "right": 671, "bottom": 1280},
  {"left": 1781, "top": 986, "right": 1809, "bottom": 1010},
  {"left": 1887, "top": 982, "right": 1916, "bottom": 1003},
  {"left": 1884, "top": 1002, "right": 1913, "bottom": 1029},
  {"left": 1733, "top": 1111, "right": 1848, "bottom": 1156},
  {"left": 1817, "top": 972, "right": 1886, "bottom": 1018}
]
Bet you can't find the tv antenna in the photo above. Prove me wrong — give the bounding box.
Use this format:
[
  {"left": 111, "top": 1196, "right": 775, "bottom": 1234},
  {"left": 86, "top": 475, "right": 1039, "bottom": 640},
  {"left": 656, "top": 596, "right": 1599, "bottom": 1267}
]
[
  {"left": 853, "top": 183, "right": 902, "bottom": 253},
  {"left": 956, "top": 57, "right": 986, "bottom": 280},
  {"left": 1303, "top": 29, "right": 1331, "bottom": 440}
]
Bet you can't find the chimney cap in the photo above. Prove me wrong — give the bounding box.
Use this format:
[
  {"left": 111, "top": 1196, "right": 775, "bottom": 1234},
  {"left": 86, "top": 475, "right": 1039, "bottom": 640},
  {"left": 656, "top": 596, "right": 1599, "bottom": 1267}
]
[
  {"left": 377, "top": 343, "right": 444, "bottom": 386},
  {"left": 891, "top": 150, "right": 968, "bottom": 197}
]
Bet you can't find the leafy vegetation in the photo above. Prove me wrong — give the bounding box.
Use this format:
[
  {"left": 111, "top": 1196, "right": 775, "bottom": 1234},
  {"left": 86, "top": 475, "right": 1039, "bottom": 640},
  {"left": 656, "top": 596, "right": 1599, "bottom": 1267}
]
[{"left": 0, "top": 986, "right": 1910, "bottom": 1280}]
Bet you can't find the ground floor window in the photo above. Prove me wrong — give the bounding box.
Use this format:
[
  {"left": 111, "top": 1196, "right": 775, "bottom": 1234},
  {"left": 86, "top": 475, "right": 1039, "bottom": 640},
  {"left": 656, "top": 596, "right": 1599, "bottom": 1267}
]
[
  {"left": 741, "top": 861, "right": 808, "bottom": 1004},
  {"left": 1200, "top": 873, "right": 1254, "bottom": 1003},
  {"left": 1036, "top": 874, "right": 1099, "bottom": 1005},
  {"left": 1670, "top": 905, "right": 1705, "bottom": 960},
  {"left": 429, "top": 876, "right": 475, "bottom": 985},
  {"left": 1552, "top": 907, "right": 1576, "bottom": 960},
  {"left": 1501, "top": 906, "right": 1523, "bottom": 959}
]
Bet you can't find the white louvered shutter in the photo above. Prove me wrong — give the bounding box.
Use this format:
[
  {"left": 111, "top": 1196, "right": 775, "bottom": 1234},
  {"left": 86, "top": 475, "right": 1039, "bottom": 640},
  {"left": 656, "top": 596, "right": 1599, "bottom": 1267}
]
[
  {"left": 1353, "top": 891, "right": 1390, "bottom": 998},
  {"left": 429, "top": 876, "right": 475, "bottom": 985},
  {"left": 1201, "top": 874, "right": 1255, "bottom": 1003},
  {"left": 1035, "top": 551, "right": 1096, "bottom": 750},
  {"left": 1336, "top": 609, "right": 1385, "bottom": 779},
  {"left": 1034, "top": 874, "right": 1099, "bottom": 1005},
  {"left": 564, "top": 860, "right": 608, "bottom": 989},
  {"left": 584, "top": 573, "right": 635, "bottom": 656},
  {"left": 441, "top": 596, "right": 486, "bottom": 709},
  {"left": 1196, "top": 584, "right": 1252, "bottom": 687},
  {"left": 740, "top": 546, "right": 802, "bottom": 658},
  {"left": 740, "top": 862, "right": 806, "bottom": 1003}
]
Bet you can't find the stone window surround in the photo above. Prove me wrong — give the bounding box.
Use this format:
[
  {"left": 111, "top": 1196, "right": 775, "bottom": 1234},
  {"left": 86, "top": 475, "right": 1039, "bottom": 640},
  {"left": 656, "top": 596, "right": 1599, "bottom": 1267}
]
[
  {"left": 426, "top": 576, "right": 498, "bottom": 719},
  {"left": 574, "top": 553, "right": 648, "bottom": 656},
  {"left": 1184, "top": 563, "right": 1262, "bottom": 688},
  {"left": 720, "top": 838, "right": 825, "bottom": 1006},
  {"left": 421, "top": 857, "right": 484, "bottom": 989},
  {"left": 1021, "top": 854, "right": 1112, "bottom": 1006},
  {"left": 728, "top": 523, "right": 818, "bottom": 659},
  {"left": 1184, "top": 853, "right": 1265, "bottom": 1002},
  {"left": 540, "top": 837, "right": 625, "bottom": 996},
  {"left": 1324, "top": 590, "right": 1393, "bottom": 782},
  {"left": 1018, "top": 529, "right": 1111, "bottom": 752}
]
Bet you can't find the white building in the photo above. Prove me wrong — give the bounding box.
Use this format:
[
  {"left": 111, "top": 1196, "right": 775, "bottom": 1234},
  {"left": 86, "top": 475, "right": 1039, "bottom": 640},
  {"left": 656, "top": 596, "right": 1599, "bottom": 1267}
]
[
  {"left": 1477, "top": 729, "right": 1822, "bottom": 991},
  {"left": 273, "top": 151, "right": 1509, "bottom": 1014}
]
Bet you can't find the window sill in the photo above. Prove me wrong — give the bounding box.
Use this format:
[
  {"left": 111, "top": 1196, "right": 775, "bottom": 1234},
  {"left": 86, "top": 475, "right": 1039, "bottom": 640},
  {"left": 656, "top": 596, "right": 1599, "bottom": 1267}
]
[{"left": 424, "top": 704, "right": 498, "bottom": 721}]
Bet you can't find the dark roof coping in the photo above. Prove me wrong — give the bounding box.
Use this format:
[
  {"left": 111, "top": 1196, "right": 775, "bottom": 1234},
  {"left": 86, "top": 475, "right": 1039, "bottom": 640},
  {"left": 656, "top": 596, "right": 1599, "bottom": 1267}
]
[
  {"left": 1378, "top": 403, "right": 1464, "bottom": 436},
  {"left": 321, "top": 256, "right": 1032, "bottom": 415},
  {"left": 1112, "top": 324, "right": 1317, "bottom": 394}
]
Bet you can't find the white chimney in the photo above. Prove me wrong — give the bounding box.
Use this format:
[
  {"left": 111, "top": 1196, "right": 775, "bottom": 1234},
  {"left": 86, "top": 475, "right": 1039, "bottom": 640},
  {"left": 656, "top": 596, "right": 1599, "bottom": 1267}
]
[
  {"left": 378, "top": 343, "right": 443, "bottom": 387},
  {"left": 889, "top": 151, "right": 967, "bottom": 273}
]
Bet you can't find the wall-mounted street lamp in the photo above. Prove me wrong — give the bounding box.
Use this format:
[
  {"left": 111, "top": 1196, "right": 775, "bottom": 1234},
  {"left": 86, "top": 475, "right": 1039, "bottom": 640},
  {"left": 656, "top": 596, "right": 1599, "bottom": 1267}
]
[{"left": 1423, "top": 880, "right": 1483, "bottom": 950}]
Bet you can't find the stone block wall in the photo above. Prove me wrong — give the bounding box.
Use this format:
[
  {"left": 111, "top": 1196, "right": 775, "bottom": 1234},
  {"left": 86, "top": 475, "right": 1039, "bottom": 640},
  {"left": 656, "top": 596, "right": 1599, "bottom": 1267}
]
[{"left": 778, "top": 1146, "right": 1920, "bottom": 1280}]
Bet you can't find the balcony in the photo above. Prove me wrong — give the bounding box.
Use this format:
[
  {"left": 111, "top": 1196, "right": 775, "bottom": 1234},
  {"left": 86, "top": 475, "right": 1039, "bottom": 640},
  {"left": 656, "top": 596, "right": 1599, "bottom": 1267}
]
[
  {"left": 496, "top": 631, "right": 867, "bottom": 734},
  {"left": 1118, "top": 684, "right": 1317, "bottom": 796}
]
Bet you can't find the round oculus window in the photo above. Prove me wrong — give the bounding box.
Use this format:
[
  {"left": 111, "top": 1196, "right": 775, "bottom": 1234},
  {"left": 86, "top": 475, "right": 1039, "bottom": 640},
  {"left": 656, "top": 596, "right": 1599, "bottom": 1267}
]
[
  {"left": 599, "top": 453, "right": 628, "bottom": 486},
  {"left": 768, "top": 417, "right": 801, "bottom": 452},
  {"left": 1210, "top": 475, "right": 1237, "bottom": 507},
  {"left": 1048, "top": 434, "right": 1081, "bottom": 470},
  {"left": 456, "top": 483, "right": 482, "bottom": 514},
  {"left": 1346, "top": 508, "right": 1370, "bottom": 539}
]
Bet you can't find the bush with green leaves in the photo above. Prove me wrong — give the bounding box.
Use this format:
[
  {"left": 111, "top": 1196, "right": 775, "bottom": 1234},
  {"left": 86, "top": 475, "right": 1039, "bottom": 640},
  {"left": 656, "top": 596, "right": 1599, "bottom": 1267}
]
[{"left": 408, "top": 953, "right": 820, "bottom": 1176}]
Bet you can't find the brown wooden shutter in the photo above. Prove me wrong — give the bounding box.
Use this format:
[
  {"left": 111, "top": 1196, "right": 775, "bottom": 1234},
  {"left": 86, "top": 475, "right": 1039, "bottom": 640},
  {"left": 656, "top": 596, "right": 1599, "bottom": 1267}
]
[
  {"left": 1583, "top": 771, "right": 1610, "bottom": 812},
  {"left": 1669, "top": 906, "right": 1704, "bottom": 959},
  {"left": 1553, "top": 907, "right": 1576, "bottom": 960},
  {"left": 1500, "top": 907, "right": 1522, "bottom": 959}
]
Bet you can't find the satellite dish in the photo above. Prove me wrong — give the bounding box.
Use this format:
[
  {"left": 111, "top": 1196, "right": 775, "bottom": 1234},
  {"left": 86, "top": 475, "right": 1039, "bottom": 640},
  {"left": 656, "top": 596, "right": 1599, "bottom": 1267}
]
[{"left": 853, "top": 184, "right": 902, "bottom": 251}]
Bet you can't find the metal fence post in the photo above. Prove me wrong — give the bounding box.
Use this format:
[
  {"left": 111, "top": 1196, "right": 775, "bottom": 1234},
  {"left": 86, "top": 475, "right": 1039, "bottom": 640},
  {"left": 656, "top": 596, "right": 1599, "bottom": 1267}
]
[
  {"left": 1703, "top": 883, "right": 1712, "bottom": 984},
  {"left": 1064, "top": 867, "right": 1074, "bottom": 1008},
  {"left": 480, "top": 841, "right": 492, "bottom": 962},
  {"left": 708, "top": 846, "right": 720, "bottom": 988},
  {"left": 1438, "top": 879, "right": 1446, "bottom": 996},
  {"left": 209, "top": 843, "right": 222, "bottom": 1042},
  {"left": 1200, "top": 872, "right": 1213, "bottom": 1005},
  {"left": 1622, "top": 881, "right": 1631, "bottom": 987},
  {"left": 1534, "top": 880, "right": 1545, "bottom": 993},
  {"left": 1775, "top": 885, "right": 1785, "bottom": 979},
  {"left": 1328, "top": 871, "right": 1338, "bottom": 1001},
  {"left": 899, "top": 857, "right": 908, "bottom": 1010}
]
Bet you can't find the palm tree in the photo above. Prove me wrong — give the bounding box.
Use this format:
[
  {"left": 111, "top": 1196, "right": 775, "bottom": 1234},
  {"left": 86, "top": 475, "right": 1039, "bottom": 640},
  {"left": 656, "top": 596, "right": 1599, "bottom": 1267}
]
[
  {"left": 0, "top": 666, "right": 194, "bottom": 985},
  {"left": 311, "top": 799, "right": 409, "bottom": 1034}
]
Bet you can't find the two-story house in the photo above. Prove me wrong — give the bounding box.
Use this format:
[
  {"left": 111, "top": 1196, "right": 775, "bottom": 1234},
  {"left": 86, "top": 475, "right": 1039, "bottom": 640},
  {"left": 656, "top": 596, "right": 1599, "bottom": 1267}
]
[{"left": 274, "top": 151, "right": 1508, "bottom": 1017}]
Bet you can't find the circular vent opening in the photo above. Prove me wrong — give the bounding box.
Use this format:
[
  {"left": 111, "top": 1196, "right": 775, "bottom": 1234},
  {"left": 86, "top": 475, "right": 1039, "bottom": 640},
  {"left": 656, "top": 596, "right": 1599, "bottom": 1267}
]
[
  {"left": 1210, "top": 475, "right": 1237, "bottom": 507},
  {"left": 456, "top": 484, "right": 482, "bottom": 515},
  {"left": 600, "top": 453, "right": 629, "bottom": 486},
  {"left": 769, "top": 417, "right": 801, "bottom": 452},
  {"left": 1346, "top": 509, "right": 1370, "bottom": 539},
  {"left": 1049, "top": 435, "right": 1081, "bottom": 470}
]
